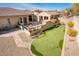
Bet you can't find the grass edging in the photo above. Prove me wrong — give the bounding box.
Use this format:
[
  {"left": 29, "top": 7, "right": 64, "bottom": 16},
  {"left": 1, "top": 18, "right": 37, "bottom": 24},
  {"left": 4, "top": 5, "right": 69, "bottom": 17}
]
[{"left": 31, "top": 45, "right": 43, "bottom": 56}]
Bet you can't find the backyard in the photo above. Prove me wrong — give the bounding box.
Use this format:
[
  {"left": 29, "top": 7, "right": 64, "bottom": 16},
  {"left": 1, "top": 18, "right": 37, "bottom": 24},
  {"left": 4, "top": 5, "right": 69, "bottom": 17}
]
[{"left": 31, "top": 25, "right": 65, "bottom": 56}]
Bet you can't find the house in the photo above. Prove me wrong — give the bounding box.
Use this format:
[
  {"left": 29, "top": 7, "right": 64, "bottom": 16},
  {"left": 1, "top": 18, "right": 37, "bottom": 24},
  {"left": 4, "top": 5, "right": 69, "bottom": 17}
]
[
  {"left": 0, "top": 7, "right": 60, "bottom": 33},
  {"left": 0, "top": 7, "right": 37, "bottom": 31}
]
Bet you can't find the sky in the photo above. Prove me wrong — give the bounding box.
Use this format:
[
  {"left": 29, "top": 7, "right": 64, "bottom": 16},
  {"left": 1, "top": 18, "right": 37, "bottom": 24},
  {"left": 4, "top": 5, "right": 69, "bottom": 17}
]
[{"left": 0, "top": 3, "right": 72, "bottom": 10}]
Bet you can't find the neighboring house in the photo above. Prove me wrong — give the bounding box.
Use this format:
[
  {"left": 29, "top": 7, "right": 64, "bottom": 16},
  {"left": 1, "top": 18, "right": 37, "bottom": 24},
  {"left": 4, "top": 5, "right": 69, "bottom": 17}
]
[
  {"left": 38, "top": 11, "right": 59, "bottom": 22},
  {"left": 34, "top": 11, "right": 60, "bottom": 31},
  {"left": 36, "top": 11, "right": 60, "bottom": 24}
]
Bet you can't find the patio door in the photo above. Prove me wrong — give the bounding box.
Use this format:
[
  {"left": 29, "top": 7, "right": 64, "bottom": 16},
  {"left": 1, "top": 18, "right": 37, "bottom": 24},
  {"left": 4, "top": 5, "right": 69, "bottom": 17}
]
[{"left": 29, "top": 15, "right": 32, "bottom": 22}]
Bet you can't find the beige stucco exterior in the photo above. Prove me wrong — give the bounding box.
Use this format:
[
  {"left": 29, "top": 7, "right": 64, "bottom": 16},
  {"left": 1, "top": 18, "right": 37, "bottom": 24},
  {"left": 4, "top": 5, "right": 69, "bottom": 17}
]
[
  {"left": 0, "top": 11, "right": 60, "bottom": 32},
  {"left": 37, "top": 12, "right": 50, "bottom": 23},
  {"left": 0, "top": 16, "right": 19, "bottom": 28},
  {"left": 0, "top": 15, "right": 30, "bottom": 30},
  {"left": 35, "top": 11, "right": 59, "bottom": 25}
]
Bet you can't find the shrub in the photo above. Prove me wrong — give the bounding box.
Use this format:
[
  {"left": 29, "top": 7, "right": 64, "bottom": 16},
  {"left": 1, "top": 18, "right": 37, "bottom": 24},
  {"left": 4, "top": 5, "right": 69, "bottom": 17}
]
[
  {"left": 59, "top": 40, "right": 63, "bottom": 50},
  {"left": 67, "top": 21, "right": 74, "bottom": 27},
  {"left": 3, "top": 26, "right": 11, "bottom": 31},
  {"left": 67, "top": 29, "right": 78, "bottom": 37}
]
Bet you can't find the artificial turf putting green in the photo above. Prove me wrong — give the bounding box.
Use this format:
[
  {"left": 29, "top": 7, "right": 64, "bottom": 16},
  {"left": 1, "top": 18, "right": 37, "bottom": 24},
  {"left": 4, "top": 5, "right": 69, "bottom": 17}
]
[{"left": 31, "top": 25, "right": 65, "bottom": 56}]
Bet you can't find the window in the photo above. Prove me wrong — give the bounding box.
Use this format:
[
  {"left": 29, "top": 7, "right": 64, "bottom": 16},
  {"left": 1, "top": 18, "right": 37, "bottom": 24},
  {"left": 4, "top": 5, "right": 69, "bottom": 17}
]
[
  {"left": 39, "top": 16, "right": 43, "bottom": 20},
  {"left": 44, "top": 16, "right": 48, "bottom": 20},
  {"left": 7, "top": 18, "right": 11, "bottom": 25},
  {"left": 50, "top": 16, "right": 53, "bottom": 19}
]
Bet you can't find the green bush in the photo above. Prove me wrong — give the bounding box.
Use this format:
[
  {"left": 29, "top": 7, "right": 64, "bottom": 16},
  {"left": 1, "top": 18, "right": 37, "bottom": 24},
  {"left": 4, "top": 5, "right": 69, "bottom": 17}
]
[
  {"left": 67, "top": 29, "right": 78, "bottom": 37},
  {"left": 59, "top": 40, "right": 63, "bottom": 50},
  {"left": 67, "top": 21, "right": 74, "bottom": 27}
]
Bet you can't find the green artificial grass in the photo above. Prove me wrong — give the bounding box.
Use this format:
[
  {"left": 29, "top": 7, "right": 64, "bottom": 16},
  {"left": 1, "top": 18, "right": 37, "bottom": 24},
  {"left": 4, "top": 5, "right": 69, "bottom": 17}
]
[{"left": 31, "top": 25, "right": 65, "bottom": 56}]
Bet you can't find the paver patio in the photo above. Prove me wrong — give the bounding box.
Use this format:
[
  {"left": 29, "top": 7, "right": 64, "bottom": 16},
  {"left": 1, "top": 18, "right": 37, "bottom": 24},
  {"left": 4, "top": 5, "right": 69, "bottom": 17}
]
[{"left": 0, "top": 30, "right": 32, "bottom": 56}]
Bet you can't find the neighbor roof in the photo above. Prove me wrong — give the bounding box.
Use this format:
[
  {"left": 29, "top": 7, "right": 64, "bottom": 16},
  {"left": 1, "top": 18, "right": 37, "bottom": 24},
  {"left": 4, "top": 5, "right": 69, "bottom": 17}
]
[
  {"left": 0, "top": 7, "right": 33, "bottom": 16},
  {"left": 45, "top": 11, "right": 60, "bottom": 15}
]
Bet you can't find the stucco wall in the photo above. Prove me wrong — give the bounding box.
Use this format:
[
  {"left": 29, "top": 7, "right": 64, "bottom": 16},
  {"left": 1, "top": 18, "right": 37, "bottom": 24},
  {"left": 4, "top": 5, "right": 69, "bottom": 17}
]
[
  {"left": 32, "top": 15, "right": 37, "bottom": 21},
  {"left": 0, "top": 16, "right": 19, "bottom": 29},
  {"left": 0, "top": 15, "right": 28, "bottom": 30}
]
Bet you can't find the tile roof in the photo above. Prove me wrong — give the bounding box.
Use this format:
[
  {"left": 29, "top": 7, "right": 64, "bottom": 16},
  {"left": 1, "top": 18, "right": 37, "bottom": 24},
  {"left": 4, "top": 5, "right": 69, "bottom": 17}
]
[
  {"left": 45, "top": 11, "right": 60, "bottom": 15},
  {"left": 0, "top": 7, "right": 33, "bottom": 16}
]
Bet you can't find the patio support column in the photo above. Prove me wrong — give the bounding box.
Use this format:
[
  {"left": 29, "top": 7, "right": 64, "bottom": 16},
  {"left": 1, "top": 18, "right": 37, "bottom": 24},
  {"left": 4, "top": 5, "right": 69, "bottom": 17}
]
[
  {"left": 32, "top": 15, "right": 33, "bottom": 21},
  {"left": 27, "top": 16, "right": 29, "bottom": 24},
  {"left": 41, "top": 16, "right": 44, "bottom": 24},
  {"left": 19, "top": 17, "right": 24, "bottom": 30},
  {"left": 22, "top": 17, "right": 24, "bottom": 24},
  {"left": 37, "top": 16, "right": 40, "bottom": 22},
  {"left": 43, "top": 16, "right": 44, "bottom": 21},
  {"left": 48, "top": 15, "right": 51, "bottom": 21}
]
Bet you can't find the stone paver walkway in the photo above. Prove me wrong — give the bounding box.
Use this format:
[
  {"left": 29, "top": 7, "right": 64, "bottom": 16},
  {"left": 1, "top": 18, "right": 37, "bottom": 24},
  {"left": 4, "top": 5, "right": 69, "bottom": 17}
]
[{"left": 0, "top": 30, "right": 32, "bottom": 56}]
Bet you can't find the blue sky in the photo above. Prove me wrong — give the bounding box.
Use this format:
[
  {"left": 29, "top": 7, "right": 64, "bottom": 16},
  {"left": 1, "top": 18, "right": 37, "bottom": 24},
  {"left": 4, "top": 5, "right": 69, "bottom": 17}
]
[{"left": 0, "top": 3, "right": 72, "bottom": 10}]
